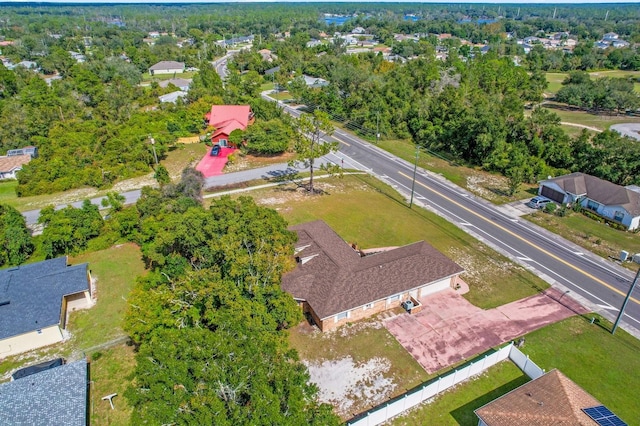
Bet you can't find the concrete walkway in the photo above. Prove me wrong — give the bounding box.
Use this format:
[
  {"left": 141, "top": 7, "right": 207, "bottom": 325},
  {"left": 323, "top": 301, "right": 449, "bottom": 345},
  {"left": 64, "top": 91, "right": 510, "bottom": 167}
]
[{"left": 384, "top": 288, "right": 588, "bottom": 374}]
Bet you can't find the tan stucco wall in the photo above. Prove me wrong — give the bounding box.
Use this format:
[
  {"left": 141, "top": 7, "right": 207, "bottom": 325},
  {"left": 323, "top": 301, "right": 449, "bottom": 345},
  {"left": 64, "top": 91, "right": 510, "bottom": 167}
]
[{"left": 0, "top": 326, "right": 63, "bottom": 358}]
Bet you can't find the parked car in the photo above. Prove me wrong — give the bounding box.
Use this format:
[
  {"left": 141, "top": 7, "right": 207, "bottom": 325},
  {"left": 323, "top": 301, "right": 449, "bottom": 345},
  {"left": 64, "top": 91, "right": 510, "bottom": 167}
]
[{"left": 526, "top": 196, "right": 553, "bottom": 209}]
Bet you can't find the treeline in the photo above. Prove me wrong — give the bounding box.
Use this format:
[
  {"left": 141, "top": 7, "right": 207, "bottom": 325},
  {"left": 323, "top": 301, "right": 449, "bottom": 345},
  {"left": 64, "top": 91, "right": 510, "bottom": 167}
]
[
  {"left": 555, "top": 71, "right": 640, "bottom": 112},
  {"left": 279, "top": 47, "right": 640, "bottom": 186}
]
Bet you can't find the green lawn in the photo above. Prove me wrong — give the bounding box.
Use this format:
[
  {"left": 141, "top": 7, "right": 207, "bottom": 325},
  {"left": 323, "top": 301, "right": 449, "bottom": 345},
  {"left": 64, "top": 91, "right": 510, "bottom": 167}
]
[
  {"left": 542, "top": 104, "right": 640, "bottom": 130},
  {"left": 67, "top": 243, "right": 146, "bottom": 351},
  {"left": 546, "top": 70, "right": 640, "bottom": 94},
  {"left": 390, "top": 361, "right": 528, "bottom": 426},
  {"left": 256, "top": 174, "right": 548, "bottom": 308},
  {"left": 545, "top": 72, "right": 568, "bottom": 95},
  {"left": 0, "top": 180, "right": 18, "bottom": 205},
  {"left": 526, "top": 210, "right": 640, "bottom": 271},
  {"left": 89, "top": 344, "right": 136, "bottom": 426},
  {"left": 141, "top": 71, "right": 196, "bottom": 82}
]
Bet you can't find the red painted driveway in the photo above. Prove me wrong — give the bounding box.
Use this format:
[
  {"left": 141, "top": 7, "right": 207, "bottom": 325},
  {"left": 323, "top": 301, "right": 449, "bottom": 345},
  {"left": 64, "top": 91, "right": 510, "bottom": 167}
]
[
  {"left": 196, "top": 146, "right": 236, "bottom": 178},
  {"left": 384, "top": 288, "right": 588, "bottom": 374}
]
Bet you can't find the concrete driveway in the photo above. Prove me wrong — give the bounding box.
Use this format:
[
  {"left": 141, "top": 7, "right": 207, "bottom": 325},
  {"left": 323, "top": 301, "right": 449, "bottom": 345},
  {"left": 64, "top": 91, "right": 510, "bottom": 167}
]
[{"left": 384, "top": 288, "right": 588, "bottom": 374}]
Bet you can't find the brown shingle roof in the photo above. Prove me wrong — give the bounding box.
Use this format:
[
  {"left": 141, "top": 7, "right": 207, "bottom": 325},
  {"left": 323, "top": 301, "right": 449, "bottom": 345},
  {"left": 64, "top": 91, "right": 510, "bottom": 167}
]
[
  {"left": 475, "top": 369, "right": 602, "bottom": 425},
  {"left": 149, "top": 61, "right": 185, "bottom": 71},
  {"left": 281, "top": 220, "right": 464, "bottom": 319},
  {"left": 0, "top": 154, "right": 31, "bottom": 173},
  {"left": 544, "top": 172, "right": 640, "bottom": 215}
]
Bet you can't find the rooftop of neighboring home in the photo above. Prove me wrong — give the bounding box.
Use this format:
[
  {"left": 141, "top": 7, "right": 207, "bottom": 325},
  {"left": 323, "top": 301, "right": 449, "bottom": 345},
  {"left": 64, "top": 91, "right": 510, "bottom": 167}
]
[
  {"left": 0, "top": 154, "right": 31, "bottom": 173},
  {"left": 475, "top": 369, "right": 624, "bottom": 426},
  {"left": 158, "top": 78, "right": 191, "bottom": 89},
  {"left": 542, "top": 172, "right": 640, "bottom": 215},
  {"left": 0, "top": 257, "right": 89, "bottom": 340},
  {"left": 0, "top": 360, "right": 88, "bottom": 425},
  {"left": 149, "top": 60, "right": 185, "bottom": 71},
  {"left": 282, "top": 220, "right": 463, "bottom": 319},
  {"left": 158, "top": 90, "right": 188, "bottom": 104}
]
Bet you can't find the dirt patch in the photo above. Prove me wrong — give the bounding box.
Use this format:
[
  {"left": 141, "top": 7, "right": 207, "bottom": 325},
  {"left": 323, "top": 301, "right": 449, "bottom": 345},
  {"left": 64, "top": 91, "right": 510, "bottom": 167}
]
[
  {"left": 466, "top": 174, "right": 509, "bottom": 202},
  {"left": 176, "top": 136, "right": 201, "bottom": 144},
  {"left": 224, "top": 152, "right": 296, "bottom": 173},
  {"left": 305, "top": 356, "right": 396, "bottom": 417}
]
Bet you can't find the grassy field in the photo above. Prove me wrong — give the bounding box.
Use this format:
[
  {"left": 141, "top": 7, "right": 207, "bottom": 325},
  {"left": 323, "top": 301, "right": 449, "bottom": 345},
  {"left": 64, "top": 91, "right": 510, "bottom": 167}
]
[
  {"left": 249, "top": 174, "right": 547, "bottom": 308},
  {"left": 67, "top": 243, "right": 146, "bottom": 351},
  {"left": 141, "top": 71, "right": 196, "bottom": 82},
  {"left": 543, "top": 104, "right": 640, "bottom": 130},
  {"left": 526, "top": 210, "right": 640, "bottom": 270},
  {"left": 390, "top": 361, "right": 528, "bottom": 426},
  {"left": 545, "top": 70, "right": 640, "bottom": 95},
  {"left": 89, "top": 344, "right": 136, "bottom": 426}
]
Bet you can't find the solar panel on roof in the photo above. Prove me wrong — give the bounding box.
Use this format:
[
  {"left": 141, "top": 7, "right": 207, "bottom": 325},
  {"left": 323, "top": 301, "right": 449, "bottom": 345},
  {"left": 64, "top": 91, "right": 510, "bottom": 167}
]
[{"left": 582, "top": 405, "right": 628, "bottom": 426}]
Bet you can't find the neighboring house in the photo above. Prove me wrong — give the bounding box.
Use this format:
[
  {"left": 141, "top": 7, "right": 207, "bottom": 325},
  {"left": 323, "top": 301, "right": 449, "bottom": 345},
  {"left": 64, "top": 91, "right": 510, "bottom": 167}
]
[
  {"left": 352, "top": 26, "right": 366, "bottom": 34},
  {"left": 0, "top": 257, "right": 93, "bottom": 357},
  {"left": 7, "top": 145, "right": 38, "bottom": 157},
  {"left": 258, "top": 48, "right": 277, "bottom": 62},
  {"left": 158, "top": 78, "right": 191, "bottom": 91},
  {"left": 15, "top": 60, "right": 38, "bottom": 70},
  {"left": 538, "top": 172, "right": 640, "bottom": 230},
  {"left": 264, "top": 65, "right": 281, "bottom": 76},
  {"left": 148, "top": 60, "right": 185, "bottom": 75},
  {"left": 0, "top": 359, "right": 88, "bottom": 425},
  {"left": 281, "top": 220, "right": 464, "bottom": 332},
  {"left": 0, "top": 154, "right": 31, "bottom": 179},
  {"left": 302, "top": 75, "right": 329, "bottom": 88},
  {"left": 158, "top": 90, "right": 188, "bottom": 104},
  {"left": 612, "top": 40, "right": 630, "bottom": 48},
  {"left": 603, "top": 32, "right": 619, "bottom": 41},
  {"left": 68, "top": 51, "right": 86, "bottom": 63},
  {"left": 306, "top": 39, "right": 323, "bottom": 48},
  {"left": 595, "top": 41, "right": 611, "bottom": 49},
  {"left": 475, "top": 369, "right": 627, "bottom": 426},
  {"left": 206, "top": 105, "right": 254, "bottom": 145}
]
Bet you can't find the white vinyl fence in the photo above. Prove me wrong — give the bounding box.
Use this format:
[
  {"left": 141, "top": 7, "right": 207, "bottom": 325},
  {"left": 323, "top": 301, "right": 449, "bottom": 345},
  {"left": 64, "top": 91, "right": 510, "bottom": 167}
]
[{"left": 346, "top": 343, "right": 543, "bottom": 426}]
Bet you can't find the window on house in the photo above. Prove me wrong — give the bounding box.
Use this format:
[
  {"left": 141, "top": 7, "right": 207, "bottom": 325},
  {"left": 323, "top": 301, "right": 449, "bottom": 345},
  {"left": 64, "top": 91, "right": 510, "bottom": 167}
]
[
  {"left": 587, "top": 200, "right": 599, "bottom": 211},
  {"left": 614, "top": 211, "right": 624, "bottom": 222},
  {"left": 387, "top": 294, "right": 400, "bottom": 303},
  {"left": 335, "top": 311, "right": 348, "bottom": 322},
  {"left": 364, "top": 302, "right": 375, "bottom": 310}
]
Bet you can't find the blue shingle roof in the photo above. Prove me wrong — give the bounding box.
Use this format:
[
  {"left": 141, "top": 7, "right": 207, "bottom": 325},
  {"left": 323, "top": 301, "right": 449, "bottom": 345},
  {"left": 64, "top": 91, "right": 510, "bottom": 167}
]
[
  {"left": 0, "top": 257, "right": 89, "bottom": 339},
  {"left": 0, "top": 360, "right": 88, "bottom": 425}
]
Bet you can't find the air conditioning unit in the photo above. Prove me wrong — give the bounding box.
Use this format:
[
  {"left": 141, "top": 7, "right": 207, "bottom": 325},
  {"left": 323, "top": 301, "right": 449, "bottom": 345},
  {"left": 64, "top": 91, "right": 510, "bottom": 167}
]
[
  {"left": 620, "top": 250, "right": 629, "bottom": 262},
  {"left": 632, "top": 253, "right": 640, "bottom": 264}
]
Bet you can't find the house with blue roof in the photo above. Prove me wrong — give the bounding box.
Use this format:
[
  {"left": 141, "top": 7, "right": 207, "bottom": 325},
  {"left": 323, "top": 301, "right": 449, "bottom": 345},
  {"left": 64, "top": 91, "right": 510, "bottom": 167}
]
[
  {"left": 0, "top": 359, "right": 88, "bottom": 425},
  {"left": 0, "top": 257, "right": 92, "bottom": 357}
]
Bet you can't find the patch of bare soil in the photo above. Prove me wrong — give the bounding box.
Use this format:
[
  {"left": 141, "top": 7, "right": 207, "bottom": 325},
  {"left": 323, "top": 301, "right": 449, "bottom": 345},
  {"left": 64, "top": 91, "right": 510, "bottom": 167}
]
[
  {"left": 447, "top": 246, "right": 525, "bottom": 290},
  {"left": 224, "top": 152, "right": 296, "bottom": 173},
  {"left": 305, "top": 356, "right": 396, "bottom": 418},
  {"left": 466, "top": 174, "right": 508, "bottom": 201}
]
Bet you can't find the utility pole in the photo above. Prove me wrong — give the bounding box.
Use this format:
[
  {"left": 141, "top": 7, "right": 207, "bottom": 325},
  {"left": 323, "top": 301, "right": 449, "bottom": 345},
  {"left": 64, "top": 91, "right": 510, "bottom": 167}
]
[
  {"left": 612, "top": 268, "right": 640, "bottom": 334},
  {"left": 409, "top": 147, "right": 419, "bottom": 208},
  {"left": 149, "top": 136, "right": 159, "bottom": 166},
  {"left": 376, "top": 111, "right": 380, "bottom": 144}
]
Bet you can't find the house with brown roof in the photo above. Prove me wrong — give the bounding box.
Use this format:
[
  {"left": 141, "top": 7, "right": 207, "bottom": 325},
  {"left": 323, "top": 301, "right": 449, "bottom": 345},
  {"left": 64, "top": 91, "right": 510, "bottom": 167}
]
[
  {"left": 148, "top": 60, "right": 185, "bottom": 75},
  {"left": 281, "top": 220, "right": 464, "bottom": 332},
  {"left": 475, "top": 369, "right": 626, "bottom": 426},
  {"left": 538, "top": 172, "right": 640, "bottom": 230},
  {"left": 0, "top": 154, "right": 31, "bottom": 179}
]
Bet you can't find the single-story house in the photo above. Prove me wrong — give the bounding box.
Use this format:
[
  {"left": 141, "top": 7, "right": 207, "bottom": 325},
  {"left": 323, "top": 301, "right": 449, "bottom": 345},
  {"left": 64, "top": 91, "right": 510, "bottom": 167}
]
[
  {"left": 538, "top": 172, "right": 640, "bottom": 230},
  {"left": 0, "top": 257, "right": 93, "bottom": 358},
  {"left": 0, "top": 359, "right": 88, "bottom": 425},
  {"left": 158, "top": 90, "right": 188, "bottom": 104},
  {"left": 603, "top": 32, "right": 619, "bottom": 41},
  {"left": 281, "top": 220, "right": 464, "bottom": 332},
  {"left": 158, "top": 78, "right": 191, "bottom": 91},
  {"left": 149, "top": 60, "right": 185, "bottom": 75},
  {"left": 0, "top": 154, "right": 31, "bottom": 179},
  {"left": 303, "top": 75, "right": 329, "bottom": 88},
  {"left": 612, "top": 40, "right": 630, "bottom": 48},
  {"left": 205, "top": 105, "right": 254, "bottom": 145},
  {"left": 7, "top": 145, "right": 38, "bottom": 158},
  {"left": 475, "top": 369, "right": 627, "bottom": 426}
]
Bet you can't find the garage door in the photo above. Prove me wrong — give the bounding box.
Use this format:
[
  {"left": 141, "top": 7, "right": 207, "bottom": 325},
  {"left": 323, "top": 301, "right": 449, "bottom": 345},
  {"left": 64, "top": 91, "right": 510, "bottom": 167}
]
[
  {"left": 541, "top": 186, "right": 565, "bottom": 203},
  {"left": 419, "top": 278, "right": 451, "bottom": 297}
]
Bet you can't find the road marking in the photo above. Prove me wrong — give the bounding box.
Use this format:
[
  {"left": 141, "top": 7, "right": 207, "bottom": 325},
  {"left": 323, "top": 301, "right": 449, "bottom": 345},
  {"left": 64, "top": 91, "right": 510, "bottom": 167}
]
[
  {"left": 332, "top": 134, "right": 350, "bottom": 146},
  {"left": 518, "top": 256, "right": 533, "bottom": 261},
  {"left": 597, "top": 304, "right": 619, "bottom": 311},
  {"left": 574, "top": 251, "right": 584, "bottom": 256},
  {"left": 459, "top": 222, "right": 472, "bottom": 226},
  {"left": 398, "top": 171, "right": 640, "bottom": 305}
]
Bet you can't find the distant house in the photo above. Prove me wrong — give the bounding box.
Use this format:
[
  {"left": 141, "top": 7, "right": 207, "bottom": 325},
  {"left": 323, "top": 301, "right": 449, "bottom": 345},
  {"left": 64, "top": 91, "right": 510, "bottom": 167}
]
[
  {"left": 282, "top": 221, "right": 464, "bottom": 332},
  {"left": 158, "top": 78, "right": 191, "bottom": 91},
  {"left": 7, "top": 145, "right": 37, "bottom": 158},
  {"left": 475, "top": 369, "right": 626, "bottom": 426},
  {"left": 0, "top": 154, "right": 31, "bottom": 179},
  {"left": 306, "top": 39, "right": 323, "bottom": 48},
  {"left": 15, "top": 60, "right": 38, "bottom": 70},
  {"left": 0, "top": 359, "right": 88, "bottom": 425},
  {"left": 612, "top": 40, "right": 630, "bottom": 48},
  {"left": 0, "top": 257, "right": 93, "bottom": 357},
  {"left": 603, "top": 32, "right": 619, "bottom": 41},
  {"left": 68, "top": 51, "right": 86, "bottom": 63},
  {"left": 158, "top": 90, "right": 188, "bottom": 104},
  {"left": 352, "top": 26, "right": 366, "bottom": 34},
  {"left": 595, "top": 41, "right": 610, "bottom": 49},
  {"left": 258, "top": 48, "right": 277, "bottom": 62},
  {"left": 206, "top": 105, "right": 254, "bottom": 145},
  {"left": 302, "top": 75, "right": 329, "bottom": 88},
  {"left": 149, "top": 60, "right": 185, "bottom": 75},
  {"left": 538, "top": 172, "right": 640, "bottom": 230}
]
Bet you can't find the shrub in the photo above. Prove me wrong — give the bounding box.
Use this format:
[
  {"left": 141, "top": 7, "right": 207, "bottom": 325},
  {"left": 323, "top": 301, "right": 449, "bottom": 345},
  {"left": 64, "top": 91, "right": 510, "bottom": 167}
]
[{"left": 544, "top": 203, "right": 557, "bottom": 214}]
